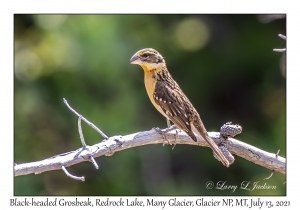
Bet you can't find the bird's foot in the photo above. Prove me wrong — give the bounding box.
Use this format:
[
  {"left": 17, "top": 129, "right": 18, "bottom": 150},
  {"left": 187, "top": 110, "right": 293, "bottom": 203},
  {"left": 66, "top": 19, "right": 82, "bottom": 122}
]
[
  {"left": 172, "top": 129, "right": 178, "bottom": 150},
  {"left": 153, "top": 127, "right": 171, "bottom": 146},
  {"left": 153, "top": 125, "right": 178, "bottom": 147}
]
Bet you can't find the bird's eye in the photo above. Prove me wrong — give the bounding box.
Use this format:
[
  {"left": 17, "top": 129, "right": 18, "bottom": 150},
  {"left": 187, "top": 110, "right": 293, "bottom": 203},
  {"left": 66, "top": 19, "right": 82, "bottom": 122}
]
[{"left": 143, "top": 53, "right": 150, "bottom": 57}]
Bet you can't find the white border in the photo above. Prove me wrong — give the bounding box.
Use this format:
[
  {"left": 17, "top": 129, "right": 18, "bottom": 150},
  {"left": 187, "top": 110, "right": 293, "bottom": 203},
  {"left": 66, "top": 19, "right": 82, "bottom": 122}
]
[{"left": 2, "top": 0, "right": 299, "bottom": 209}]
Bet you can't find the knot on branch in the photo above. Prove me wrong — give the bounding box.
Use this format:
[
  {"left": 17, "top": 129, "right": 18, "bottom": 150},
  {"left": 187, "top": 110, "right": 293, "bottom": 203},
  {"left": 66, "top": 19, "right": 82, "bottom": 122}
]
[{"left": 220, "top": 122, "right": 242, "bottom": 138}]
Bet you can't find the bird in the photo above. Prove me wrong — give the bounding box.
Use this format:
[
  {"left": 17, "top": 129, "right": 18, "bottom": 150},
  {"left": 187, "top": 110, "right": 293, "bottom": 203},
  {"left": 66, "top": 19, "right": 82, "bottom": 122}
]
[{"left": 129, "top": 48, "right": 229, "bottom": 167}]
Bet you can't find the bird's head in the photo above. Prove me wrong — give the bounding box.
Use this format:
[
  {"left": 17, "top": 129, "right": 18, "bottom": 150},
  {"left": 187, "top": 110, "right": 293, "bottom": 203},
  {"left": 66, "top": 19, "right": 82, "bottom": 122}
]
[{"left": 129, "top": 48, "right": 165, "bottom": 71}]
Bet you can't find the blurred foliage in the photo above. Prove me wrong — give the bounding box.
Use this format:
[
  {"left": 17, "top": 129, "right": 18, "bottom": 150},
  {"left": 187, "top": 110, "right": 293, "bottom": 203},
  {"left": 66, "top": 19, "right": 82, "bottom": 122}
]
[{"left": 14, "top": 14, "right": 286, "bottom": 196}]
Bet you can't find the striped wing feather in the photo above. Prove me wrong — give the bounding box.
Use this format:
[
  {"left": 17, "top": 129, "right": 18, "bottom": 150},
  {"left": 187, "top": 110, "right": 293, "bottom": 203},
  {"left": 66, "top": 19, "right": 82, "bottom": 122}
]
[{"left": 153, "top": 80, "right": 197, "bottom": 142}]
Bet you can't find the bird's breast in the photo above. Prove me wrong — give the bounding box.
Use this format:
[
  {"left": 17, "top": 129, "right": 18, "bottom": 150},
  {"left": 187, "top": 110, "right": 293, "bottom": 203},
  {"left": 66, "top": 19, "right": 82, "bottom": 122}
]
[{"left": 144, "top": 71, "right": 168, "bottom": 118}]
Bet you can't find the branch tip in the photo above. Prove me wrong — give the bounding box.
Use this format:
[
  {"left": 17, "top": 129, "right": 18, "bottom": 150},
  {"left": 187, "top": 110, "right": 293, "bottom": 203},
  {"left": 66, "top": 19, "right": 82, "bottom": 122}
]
[
  {"left": 62, "top": 166, "right": 85, "bottom": 181},
  {"left": 263, "top": 169, "right": 274, "bottom": 180},
  {"left": 78, "top": 115, "right": 87, "bottom": 147},
  {"left": 90, "top": 157, "right": 99, "bottom": 169},
  {"left": 273, "top": 34, "right": 286, "bottom": 52},
  {"left": 278, "top": 34, "right": 286, "bottom": 40},
  {"left": 276, "top": 149, "right": 280, "bottom": 158},
  {"left": 273, "top": 48, "right": 286, "bottom": 52},
  {"left": 63, "top": 98, "right": 109, "bottom": 140}
]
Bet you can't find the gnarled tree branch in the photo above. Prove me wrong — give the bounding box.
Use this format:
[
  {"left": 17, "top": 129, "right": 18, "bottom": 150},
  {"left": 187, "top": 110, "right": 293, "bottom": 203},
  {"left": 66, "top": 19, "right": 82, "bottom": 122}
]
[
  {"left": 14, "top": 128, "right": 286, "bottom": 177},
  {"left": 14, "top": 99, "right": 286, "bottom": 179}
]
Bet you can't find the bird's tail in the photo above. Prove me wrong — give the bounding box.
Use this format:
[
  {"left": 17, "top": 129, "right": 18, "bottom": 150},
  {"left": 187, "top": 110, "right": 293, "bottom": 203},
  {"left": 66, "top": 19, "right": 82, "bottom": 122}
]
[{"left": 192, "top": 124, "right": 230, "bottom": 167}]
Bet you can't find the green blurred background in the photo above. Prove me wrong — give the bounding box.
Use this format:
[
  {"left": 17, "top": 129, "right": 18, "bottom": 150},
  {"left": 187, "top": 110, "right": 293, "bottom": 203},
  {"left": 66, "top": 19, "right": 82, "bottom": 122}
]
[{"left": 14, "top": 14, "right": 286, "bottom": 196}]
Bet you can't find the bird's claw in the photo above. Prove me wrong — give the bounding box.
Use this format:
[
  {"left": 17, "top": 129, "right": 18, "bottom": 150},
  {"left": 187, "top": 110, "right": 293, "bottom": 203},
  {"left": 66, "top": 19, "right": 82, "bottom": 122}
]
[
  {"left": 154, "top": 127, "right": 171, "bottom": 146},
  {"left": 153, "top": 126, "right": 178, "bottom": 148}
]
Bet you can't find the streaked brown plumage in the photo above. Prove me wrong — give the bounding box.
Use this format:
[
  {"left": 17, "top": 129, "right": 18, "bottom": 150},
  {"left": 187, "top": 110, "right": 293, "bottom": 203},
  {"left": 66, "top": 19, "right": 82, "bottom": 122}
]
[{"left": 129, "top": 48, "right": 229, "bottom": 167}]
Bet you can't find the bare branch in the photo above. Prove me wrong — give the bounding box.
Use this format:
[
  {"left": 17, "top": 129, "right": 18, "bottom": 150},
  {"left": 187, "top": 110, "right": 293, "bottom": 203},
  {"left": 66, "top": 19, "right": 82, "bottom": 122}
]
[
  {"left": 263, "top": 149, "right": 281, "bottom": 180},
  {"left": 273, "top": 34, "right": 286, "bottom": 52},
  {"left": 278, "top": 34, "right": 286, "bottom": 40},
  {"left": 273, "top": 48, "right": 286, "bottom": 52},
  {"left": 63, "top": 98, "right": 108, "bottom": 139},
  {"left": 77, "top": 114, "right": 99, "bottom": 170},
  {"left": 62, "top": 166, "right": 85, "bottom": 181},
  {"left": 90, "top": 156, "right": 99, "bottom": 169},
  {"left": 78, "top": 115, "right": 87, "bottom": 147},
  {"left": 14, "top": 99, "right": 285, "bottom": 179},
  {"left": 14, "top": 128, "right": 286, "bottom": 177},
  {"left": 263, "top": 170, "right": 274, "bottom": 180},
  {"left": 276, "top": 149, "right": 280, "bottom": 158}
]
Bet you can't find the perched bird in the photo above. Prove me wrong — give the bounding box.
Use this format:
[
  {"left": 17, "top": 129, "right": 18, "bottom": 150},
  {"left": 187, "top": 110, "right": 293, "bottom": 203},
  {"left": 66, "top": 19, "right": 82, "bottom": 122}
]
[{"left": 129, "top": 48, "right": 229, "bottom": 167}]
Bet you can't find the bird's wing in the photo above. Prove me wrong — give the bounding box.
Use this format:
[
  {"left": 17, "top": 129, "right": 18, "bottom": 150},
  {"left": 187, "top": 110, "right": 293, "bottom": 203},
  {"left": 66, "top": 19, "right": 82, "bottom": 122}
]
[{"left": 153, "top": 80, "right": 197, "bottom": 142}]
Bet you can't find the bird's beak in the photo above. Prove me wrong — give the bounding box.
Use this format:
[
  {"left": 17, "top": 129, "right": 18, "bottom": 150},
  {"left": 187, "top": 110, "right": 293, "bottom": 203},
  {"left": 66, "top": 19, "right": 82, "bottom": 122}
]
[{"left": 129, "top": 54, "right": 141, "bottom": 64}]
